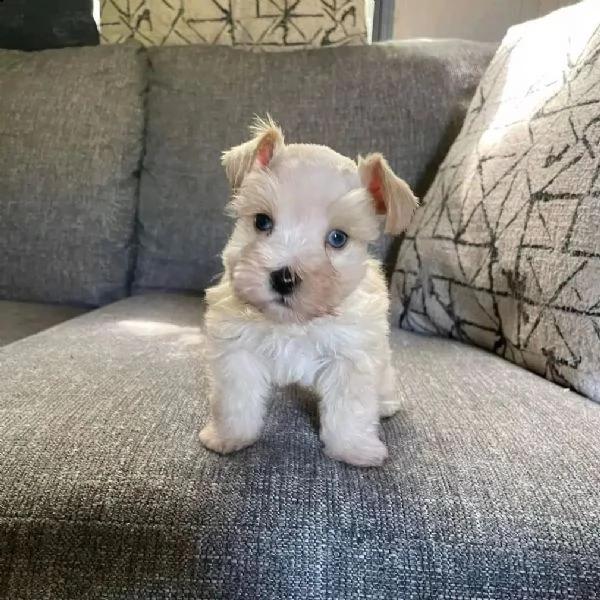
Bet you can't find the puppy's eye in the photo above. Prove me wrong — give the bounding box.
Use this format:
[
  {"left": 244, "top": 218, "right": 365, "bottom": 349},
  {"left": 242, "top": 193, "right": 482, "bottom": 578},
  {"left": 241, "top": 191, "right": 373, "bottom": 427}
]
[
  {"left": 254, "top": 213, "right": 273, "bottom": 232},
  {"left": 326, "top": 229, "right": 348, "bottom": 249}
]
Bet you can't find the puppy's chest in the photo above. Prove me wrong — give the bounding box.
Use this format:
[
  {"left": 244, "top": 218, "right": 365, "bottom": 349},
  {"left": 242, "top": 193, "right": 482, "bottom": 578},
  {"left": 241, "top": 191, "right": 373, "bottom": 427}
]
[{"left": 242, "top": 325, "right": 350, "bottom": 387}]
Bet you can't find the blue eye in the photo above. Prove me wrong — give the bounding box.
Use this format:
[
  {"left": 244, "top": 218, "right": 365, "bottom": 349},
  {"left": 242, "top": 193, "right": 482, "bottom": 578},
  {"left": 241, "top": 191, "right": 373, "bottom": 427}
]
[
  {"left": 254, "top": 213, "right": 273, "bottom": 232},
  {"left": 326, "top": 229, "right": 348, "bottom": 248}
]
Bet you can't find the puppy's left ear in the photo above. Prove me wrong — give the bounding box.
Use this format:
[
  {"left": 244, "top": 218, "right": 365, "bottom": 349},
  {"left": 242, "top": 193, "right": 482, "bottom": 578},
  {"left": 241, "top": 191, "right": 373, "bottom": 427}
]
[
  {"left": 221, "top": 117, "right": 285, "bottom": 190},
  {"left": 358, "top": 153, "right": 419, "bottom": 235}
]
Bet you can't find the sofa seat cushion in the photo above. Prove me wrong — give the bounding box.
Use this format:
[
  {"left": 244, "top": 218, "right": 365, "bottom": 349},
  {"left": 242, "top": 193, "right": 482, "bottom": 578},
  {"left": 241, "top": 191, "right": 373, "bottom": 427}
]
[
  {"left": 0, "top": 294, "right": 598, "bottom": 598},
  {"left": 0, "top": 300, "right": 88, "bottom": 347}
]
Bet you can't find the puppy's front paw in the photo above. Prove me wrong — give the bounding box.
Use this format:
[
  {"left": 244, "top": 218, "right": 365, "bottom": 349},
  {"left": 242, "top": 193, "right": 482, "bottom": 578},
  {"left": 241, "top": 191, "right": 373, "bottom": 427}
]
[
  {"left": 324, "top": 436, "right": 388, "bottom": 468},
  {"left": 199, "top": 423, "right": 257, "bottom": 455}
]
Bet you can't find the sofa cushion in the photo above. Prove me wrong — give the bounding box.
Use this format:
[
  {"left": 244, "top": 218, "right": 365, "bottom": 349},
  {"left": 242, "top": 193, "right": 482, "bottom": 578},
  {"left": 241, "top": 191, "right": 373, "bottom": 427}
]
[
  {"left": 134, "top": 40, "right": 496, "bottom": 295},
  {"left": 0, "top": 293, "right": 598, "bottom": 598},
  {"left": 0, "top": 0, "right": 98, "bottom": 51},
  {"left": 100, "top": 0, "right": 367, "bottom": 49},
  {"left": 0, "top": 300, "right": 88, "bottom": 347},
  {"left": 0, "top": 45, "right": 145, "bottom": 307},
  {"left": 391, "top": 1, "right": 600, "bottom": 402}
]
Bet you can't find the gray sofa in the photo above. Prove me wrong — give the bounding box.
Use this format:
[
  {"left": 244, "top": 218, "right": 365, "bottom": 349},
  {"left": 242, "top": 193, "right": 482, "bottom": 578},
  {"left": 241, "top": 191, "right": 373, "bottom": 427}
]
[{"left": 1, "top": 40, "right": 599, "bottom": 599}]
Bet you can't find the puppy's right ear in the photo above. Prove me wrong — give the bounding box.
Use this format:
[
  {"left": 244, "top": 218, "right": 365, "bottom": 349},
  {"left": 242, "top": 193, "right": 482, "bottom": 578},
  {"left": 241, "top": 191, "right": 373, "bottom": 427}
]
[
  {"left": 221, "top": 117, "right": 285, "bottom": 190},
  {"left": 358, "top": 153, "right": 419, "bottom": 235}
]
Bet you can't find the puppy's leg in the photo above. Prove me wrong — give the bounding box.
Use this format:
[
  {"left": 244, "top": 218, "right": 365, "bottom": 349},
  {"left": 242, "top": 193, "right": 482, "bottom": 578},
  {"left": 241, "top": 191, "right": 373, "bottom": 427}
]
[
  {"left": 378, "top": 353, "right": 401, "bottom": 418},
  {"left": 316, "top": 358, "right": 387, "bottom": 467},
  {"left": 200, "top": 350, "right": 270, "bottom": 455}
]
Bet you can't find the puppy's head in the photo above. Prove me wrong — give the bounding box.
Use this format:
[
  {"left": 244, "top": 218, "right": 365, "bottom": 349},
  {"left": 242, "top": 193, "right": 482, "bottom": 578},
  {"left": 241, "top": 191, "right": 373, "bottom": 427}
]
[{"left": 221, "top": 117, "right": 418, "bottom": 323}]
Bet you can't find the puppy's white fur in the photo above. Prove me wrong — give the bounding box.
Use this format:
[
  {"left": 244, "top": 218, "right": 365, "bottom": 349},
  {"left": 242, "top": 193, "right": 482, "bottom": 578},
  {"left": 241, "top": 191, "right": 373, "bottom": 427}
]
[{"left": 200, "top": 118, "right": 418, "bottom": 467}]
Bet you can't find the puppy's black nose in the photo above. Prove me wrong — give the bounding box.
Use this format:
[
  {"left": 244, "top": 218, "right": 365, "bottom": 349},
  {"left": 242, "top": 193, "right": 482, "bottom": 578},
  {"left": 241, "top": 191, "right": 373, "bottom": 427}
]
[{"left": 270, "top": 267, "right": 299, "bottom": 296}]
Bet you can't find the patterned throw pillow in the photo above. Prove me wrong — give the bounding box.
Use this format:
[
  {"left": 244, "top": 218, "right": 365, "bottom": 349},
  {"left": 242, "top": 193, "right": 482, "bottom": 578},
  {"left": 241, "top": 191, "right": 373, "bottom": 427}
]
[
  {"left": 391, "top": 1, "right": 600, "bottom": 402},
  {"left": 100, "top": 0, "right": 367, "bottom": 49}
]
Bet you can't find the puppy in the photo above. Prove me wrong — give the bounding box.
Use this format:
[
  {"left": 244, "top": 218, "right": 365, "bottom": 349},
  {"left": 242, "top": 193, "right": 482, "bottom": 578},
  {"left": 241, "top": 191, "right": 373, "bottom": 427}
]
[{"left": 200, "top": 118, "right": 418, "bottom": 467}]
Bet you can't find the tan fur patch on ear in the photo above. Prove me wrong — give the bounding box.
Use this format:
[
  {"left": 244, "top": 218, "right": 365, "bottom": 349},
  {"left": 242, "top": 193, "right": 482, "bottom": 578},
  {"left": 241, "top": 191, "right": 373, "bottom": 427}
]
[
  {"left": 358, "top": 153, "right": 419, "bottom": 235},
  {"left": 221, "top": 115, "right": 284, "bottom": 190}
]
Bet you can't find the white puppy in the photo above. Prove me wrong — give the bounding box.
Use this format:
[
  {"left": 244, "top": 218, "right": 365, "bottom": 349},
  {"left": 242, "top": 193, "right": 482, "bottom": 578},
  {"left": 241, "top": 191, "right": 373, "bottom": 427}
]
[{"left": 200, "top": 118, "right": 418, "bottom": 467}]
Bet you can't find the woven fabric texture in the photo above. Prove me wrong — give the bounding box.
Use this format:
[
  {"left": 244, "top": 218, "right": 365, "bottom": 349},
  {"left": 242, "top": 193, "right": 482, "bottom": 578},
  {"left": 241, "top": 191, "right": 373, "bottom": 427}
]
[
  {"left": 0, "top": 294, "right": 598, "bottom": 598},
  {"left": 0, "top": 45, "right": 145, "bottom": 307},
  {"left": 0, "top": 301, "right": 87, "bottom": 347},
  {"left": 135, "top": 40, "right": 495, "bottom": 295},
  {"left": 391, "top": 1, "right": 600, "bottom": 402}
]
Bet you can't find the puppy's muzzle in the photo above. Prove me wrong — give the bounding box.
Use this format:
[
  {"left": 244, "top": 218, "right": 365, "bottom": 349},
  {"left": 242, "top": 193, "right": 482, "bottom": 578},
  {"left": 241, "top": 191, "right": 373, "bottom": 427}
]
[{"left": 270, "top": 267, "right": 300, "bottom": 296}]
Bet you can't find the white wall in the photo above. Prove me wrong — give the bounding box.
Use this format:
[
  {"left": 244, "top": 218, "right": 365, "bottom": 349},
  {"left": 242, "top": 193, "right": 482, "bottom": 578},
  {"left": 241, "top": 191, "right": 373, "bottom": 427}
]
[
  {"left": 366, "top": 0, "right": 376, "bottom": 42},
  {"left": 393, "top": 0, "right": 579, "bottom": 42}
]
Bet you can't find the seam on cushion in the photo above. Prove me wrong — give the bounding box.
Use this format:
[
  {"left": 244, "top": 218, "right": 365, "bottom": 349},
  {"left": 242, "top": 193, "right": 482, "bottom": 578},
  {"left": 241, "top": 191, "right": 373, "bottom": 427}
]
[{"left": 125, "top": 46, "right": 151, "bottom": 297}]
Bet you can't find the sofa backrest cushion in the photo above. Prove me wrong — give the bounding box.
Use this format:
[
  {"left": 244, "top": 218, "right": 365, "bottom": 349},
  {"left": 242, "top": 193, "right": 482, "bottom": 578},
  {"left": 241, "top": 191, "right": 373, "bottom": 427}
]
[
  {"left": 134, "top": 40, "right": 496, "bottom": 295},
  {"left": 0, "top": 45, "right": 145, "bottom": 307}
]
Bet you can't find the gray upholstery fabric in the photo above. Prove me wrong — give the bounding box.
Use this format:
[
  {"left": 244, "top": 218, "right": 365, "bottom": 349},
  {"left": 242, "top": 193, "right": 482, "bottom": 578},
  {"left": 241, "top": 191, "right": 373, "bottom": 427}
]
[
  {"left": 0, "top": 300, "right": 87, "bottom": 347},
  {"left": 0, "top": 293, "right": 598, "bottom": 598},
  {"left": 391, "top": 3, "right": 600, "bottom": 403},
  {"left": 135, "top": 40, "right": 496, "bottom": 295},
  {"left": 0, "top": 45, "right": 145, "bottom": 307}
]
